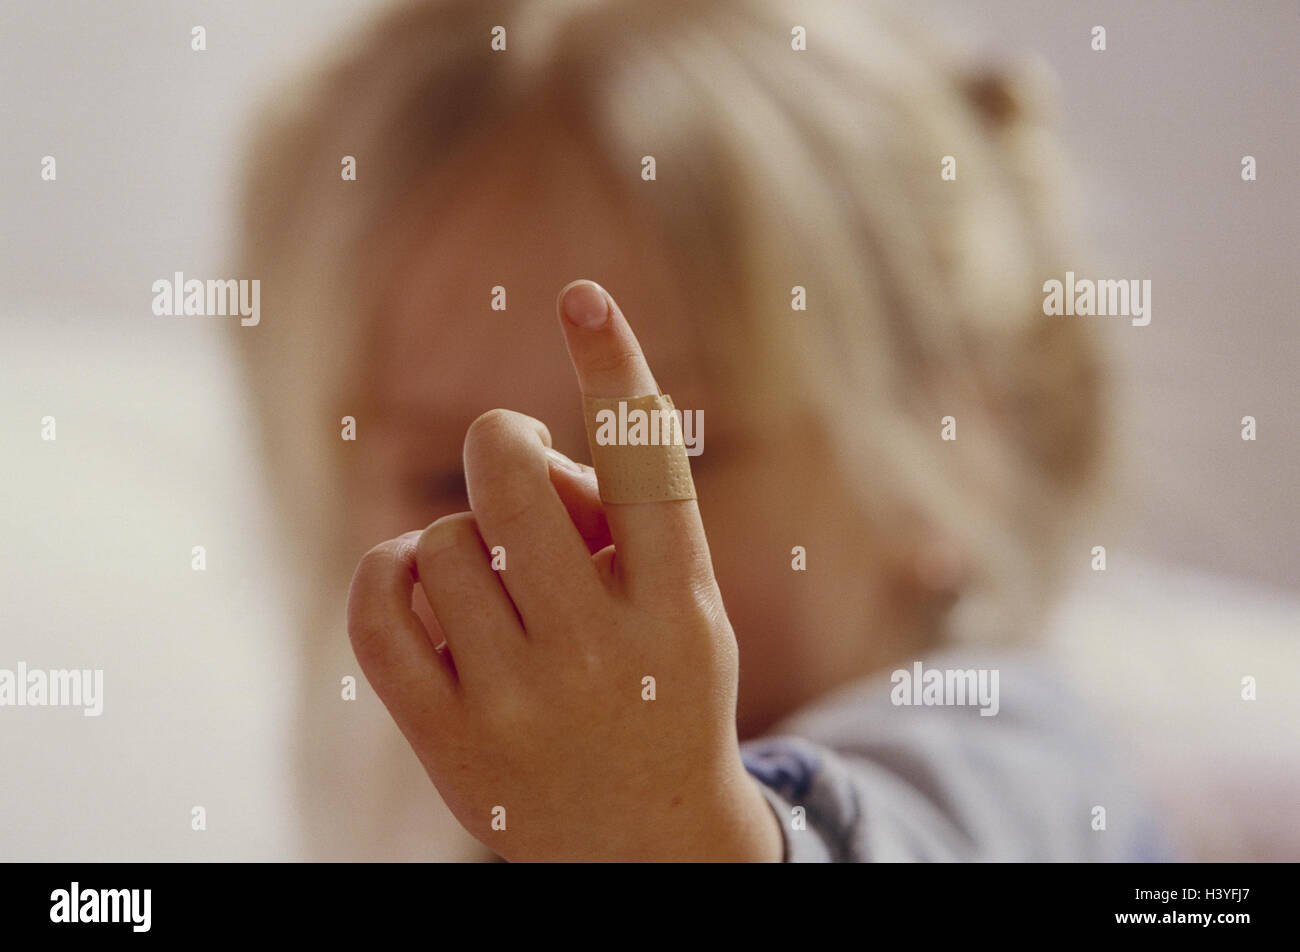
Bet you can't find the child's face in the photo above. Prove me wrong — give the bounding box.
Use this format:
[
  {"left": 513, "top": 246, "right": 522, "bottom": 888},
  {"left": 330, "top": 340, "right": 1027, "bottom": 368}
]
[{"left": 348, "top": 112, "right": 895, "bottom": 737}]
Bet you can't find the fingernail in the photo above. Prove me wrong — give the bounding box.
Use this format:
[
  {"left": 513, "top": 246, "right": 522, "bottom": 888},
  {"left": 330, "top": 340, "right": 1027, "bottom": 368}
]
[
  {"left": 544, "top": 447, "right": 583, "bottom": 473},
  {"left": 420, "top": 517, "right": 464, "bottom": 555},
  {"left": 560, "top": 280, "right": 609, "bottom": 329}
]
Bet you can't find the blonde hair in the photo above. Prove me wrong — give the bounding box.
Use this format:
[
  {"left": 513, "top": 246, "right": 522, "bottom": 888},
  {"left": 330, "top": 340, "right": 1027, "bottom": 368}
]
[{"left": 236, "top": 0, "right": 1107, "bottom": 856}]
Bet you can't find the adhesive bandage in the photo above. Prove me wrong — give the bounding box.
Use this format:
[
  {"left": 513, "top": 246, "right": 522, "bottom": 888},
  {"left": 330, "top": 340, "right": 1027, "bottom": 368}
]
[{"left": 582, "top": 393, "right": 697, "bottom": 504}]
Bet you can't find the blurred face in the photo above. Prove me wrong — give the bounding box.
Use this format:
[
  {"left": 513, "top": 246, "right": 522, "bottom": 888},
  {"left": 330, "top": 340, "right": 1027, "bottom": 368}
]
[{"left": 347, "top": 105, "right": 907, "bottom": 737}]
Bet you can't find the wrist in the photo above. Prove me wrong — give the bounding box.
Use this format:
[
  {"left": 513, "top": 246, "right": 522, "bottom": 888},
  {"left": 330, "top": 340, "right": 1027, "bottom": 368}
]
[{"left": 675, "top": 758, "right": 784, "bottom": 862}]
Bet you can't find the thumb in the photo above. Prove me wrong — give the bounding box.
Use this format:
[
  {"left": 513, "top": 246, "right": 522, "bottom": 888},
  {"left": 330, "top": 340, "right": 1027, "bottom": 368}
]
[{"left": 544, "top": 448, "right": 613, "bottom": 555}]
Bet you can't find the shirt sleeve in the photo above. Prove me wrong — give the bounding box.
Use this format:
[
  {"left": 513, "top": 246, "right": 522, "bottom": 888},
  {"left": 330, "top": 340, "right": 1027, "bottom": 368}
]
[{"left": 739, "top": 649, "right": 1174, "bottom": 862}]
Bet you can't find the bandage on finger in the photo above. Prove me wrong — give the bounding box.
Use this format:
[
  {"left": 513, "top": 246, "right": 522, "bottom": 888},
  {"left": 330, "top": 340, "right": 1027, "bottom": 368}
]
[{"left": 582, "top": 393, "right": 696, "bottom": 504}]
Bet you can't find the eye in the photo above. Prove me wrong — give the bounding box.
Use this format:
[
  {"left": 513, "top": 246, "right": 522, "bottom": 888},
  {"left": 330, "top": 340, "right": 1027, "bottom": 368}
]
[{"left": 410, "top": 469, "right": 467, "bottom": 506}]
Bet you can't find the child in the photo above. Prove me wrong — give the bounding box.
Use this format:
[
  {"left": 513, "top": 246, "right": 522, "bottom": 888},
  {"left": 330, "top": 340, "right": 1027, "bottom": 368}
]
[{"left": 236, "top": 0, "right": 1165, "bottom": 860}]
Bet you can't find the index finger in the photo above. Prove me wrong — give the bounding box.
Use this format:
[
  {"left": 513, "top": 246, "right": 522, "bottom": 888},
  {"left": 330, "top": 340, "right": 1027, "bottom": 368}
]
[{"left": 555, "top": 279, "right": 716, "bottom": 599}]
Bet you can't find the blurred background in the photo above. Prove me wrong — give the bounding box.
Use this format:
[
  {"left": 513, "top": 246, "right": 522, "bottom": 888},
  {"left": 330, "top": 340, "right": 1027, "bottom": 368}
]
[{"left": 2, "top": 0, "right": 1296, "bottom": 861}]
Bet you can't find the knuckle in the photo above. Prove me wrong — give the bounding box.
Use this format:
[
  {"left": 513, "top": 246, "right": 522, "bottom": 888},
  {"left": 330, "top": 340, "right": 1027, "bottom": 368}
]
[
  {"left": 465, "top": 407, "right": 519, "bottom": 448},
  {"left": 464, "top": 408, "right": 548, "bottom": 457},
  {"left": 347, "top": 612, "right": 395, "bottom": 667},
  {"left": 463, "top": 410, "right": 549, "bottom": 493},
  {"left": 346, "top": 538, "right": 414, "bottom": 663},
  {"left": 683, "top": 578, "right": 727, "bottom": 626},
  {"left": 350, "top": 539, "right": 404, "bottom": 597},
  {"left": 585, "top": 346, "right": 645, "bottom": 380},
  {"left": 632, "top": 566, "right": 723, "bottom": 629},
  {"left": 462, "top": 417, "right": 551, "bottom": 523},
  {"left": 671, "top": 601, "right": 721, "bottom": 646},
  {"left": 470, "top": 469, "right": 539, "bottom": 527},
  {"left": 358, "top": 536, "right": 402, "bottom": 569}
]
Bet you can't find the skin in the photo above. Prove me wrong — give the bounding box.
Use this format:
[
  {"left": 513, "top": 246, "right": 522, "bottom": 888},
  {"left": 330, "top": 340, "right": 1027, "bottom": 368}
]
[
  {"left": 351, "top": 281, "right": 785, "bottom": 861},
  {"left": 344, "top": 105, "right": 939, "bottom": 859}
]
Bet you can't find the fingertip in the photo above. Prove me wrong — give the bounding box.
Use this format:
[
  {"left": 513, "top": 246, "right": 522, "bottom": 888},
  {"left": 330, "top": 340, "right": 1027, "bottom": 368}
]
[
  {"left": 558, "top": 279, "right": 610, "bottom": 330},
  {"left": 557, "top": 282, "right": 658, "bottom": 398}
]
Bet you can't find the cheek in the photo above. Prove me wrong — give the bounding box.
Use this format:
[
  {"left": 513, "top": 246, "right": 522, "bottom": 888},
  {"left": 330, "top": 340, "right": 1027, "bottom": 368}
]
[{"left": 695, "top": 467, "right": 800, "bottom": 639}]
